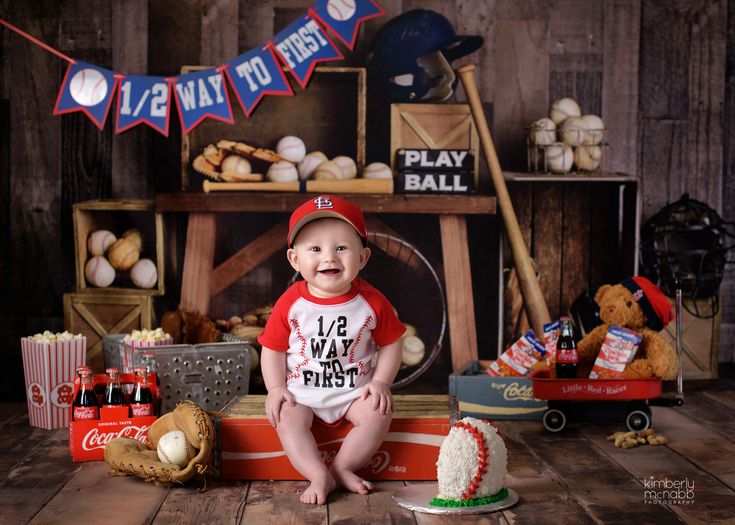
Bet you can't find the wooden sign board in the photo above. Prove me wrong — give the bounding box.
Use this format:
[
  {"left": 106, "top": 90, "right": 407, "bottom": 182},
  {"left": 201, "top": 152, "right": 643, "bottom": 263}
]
[
  {"left": 395, "top": 148, "right": 475, "bottom": 171},
  {"left": 396, "top": 171, "right": 474, "bottom": 194}
]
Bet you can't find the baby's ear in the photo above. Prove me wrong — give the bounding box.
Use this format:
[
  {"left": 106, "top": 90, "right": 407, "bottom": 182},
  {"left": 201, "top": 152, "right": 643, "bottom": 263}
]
[
  {"left": 360, "top": 246, "right": 371, "bottom": 268},
  {"left": 287, "top": 248, "right": 300, "bottom": 272}
]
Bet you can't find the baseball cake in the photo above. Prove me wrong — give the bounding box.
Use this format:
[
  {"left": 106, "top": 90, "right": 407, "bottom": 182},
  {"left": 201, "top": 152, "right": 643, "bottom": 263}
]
[{"left": 431, "top": 417, "right": 508, "bottom": 507}]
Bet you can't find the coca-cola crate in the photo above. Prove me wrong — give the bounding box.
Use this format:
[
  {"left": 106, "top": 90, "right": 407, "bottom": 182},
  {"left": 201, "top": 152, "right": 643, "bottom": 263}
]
[
  {"left": 68, "top": 372, "right": 158, "bottom": 462},
  {"left": 449, "top": 360, "right": 547, "bottom": 422}
]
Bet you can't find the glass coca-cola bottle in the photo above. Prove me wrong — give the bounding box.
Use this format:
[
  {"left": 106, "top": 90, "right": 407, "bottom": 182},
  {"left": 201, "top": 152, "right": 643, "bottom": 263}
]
[
  {"left": 103, "top": 367, "right": 126, "bottom": 407},
  {"left": 130, "top": 367, "right": 155, "bottom": 417},
  {"left": 555, "top": 317, "right": 579, "bottom": 379},
  {"left": 73, "top": 366, "right": 100, "bottom": 421}
]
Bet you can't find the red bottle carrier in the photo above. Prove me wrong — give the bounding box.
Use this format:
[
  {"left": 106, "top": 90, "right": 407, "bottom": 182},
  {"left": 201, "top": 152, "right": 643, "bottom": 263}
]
[
  {"left": 529, "top": 369, "right": 663, "bottom": 400},
  {"left": 68, "top": 372, "right": 158, "bottom": 462}
]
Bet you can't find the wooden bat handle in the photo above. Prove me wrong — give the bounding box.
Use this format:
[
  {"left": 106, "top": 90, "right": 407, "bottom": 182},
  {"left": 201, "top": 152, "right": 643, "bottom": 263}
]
[{"left": 456, "top": 64, "right": 551, "bottom": 337}]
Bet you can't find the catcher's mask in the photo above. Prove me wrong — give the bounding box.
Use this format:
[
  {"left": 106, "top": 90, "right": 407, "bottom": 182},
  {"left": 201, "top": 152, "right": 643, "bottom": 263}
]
[
  {"left": 366, "top": 9, "right": 483, "bottom": 102},
  {"left": 640, "top": 193, "right": 734, "bottom": 316}
]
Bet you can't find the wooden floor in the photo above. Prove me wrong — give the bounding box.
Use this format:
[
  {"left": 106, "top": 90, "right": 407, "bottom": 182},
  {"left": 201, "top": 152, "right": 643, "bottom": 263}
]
[{"left": 2, "top": 374, "right": 735, "bottom": 524}]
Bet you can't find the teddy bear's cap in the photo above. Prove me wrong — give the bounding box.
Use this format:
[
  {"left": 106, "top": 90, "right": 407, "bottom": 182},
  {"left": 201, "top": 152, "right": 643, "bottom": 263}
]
[{"left": 621, "top": 276, "right": 673, "bottom": 331}]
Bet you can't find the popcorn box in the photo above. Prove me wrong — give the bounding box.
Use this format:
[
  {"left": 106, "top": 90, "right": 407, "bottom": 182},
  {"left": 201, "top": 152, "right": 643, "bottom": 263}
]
[
  {"left": 450, "top": 361, "right": 547, "bottom": 421},
  {"left": 119, "top": 330, "right": 174, "bottom": 373},
  {"left": 68, "top": 372, "right": 158, "bottom": 462},
  {"left": 21, "top": 335, "right": 87, "bottom": 429},
  {"left": 216, "top": 395, "right": 449, "bottom": 480}
]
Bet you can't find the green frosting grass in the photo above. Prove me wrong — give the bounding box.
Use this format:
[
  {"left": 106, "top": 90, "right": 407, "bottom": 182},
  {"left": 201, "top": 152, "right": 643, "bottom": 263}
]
[{"left": 430, "top": 487, "right": 509, "bottom": 507}]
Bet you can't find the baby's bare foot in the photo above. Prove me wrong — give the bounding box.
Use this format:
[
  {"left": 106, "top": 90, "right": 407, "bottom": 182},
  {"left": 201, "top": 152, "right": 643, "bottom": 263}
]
[
  {"left": 300, "top": 473, "right": 337, "bottom": 505},
  {"left": 331, "top": 468, "right": 373, "bottom": 495}
]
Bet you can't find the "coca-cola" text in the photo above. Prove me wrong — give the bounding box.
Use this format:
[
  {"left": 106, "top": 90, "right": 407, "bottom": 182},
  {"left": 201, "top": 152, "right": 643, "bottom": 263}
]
[{"left": 81, "top": 424, "right": 150, "bottom": 451}]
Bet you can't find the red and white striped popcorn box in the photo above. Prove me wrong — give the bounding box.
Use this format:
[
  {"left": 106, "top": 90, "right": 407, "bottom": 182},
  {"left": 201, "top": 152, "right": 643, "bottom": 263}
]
[
  {"left": 21, "top": 336, "right": 86, "bottom": 430},
  {"left": 119, "top": 337, "right": 174, "bottom": 373}
]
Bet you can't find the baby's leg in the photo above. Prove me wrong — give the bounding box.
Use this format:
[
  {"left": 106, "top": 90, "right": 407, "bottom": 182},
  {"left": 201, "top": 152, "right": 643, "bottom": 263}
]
[
  {"left": 276, "top": 402, "right": 335, "bottom": 504},
  {"left": 329, "top": 396, "right": 392, "bottom": 495}
]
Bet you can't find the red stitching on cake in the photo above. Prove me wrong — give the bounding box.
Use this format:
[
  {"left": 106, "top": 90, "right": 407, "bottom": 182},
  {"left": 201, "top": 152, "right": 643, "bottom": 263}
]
[
  {"left": 454, "top": 420, "right": 490, "bottom": 500},
  {"left": 348, "top": 315, "right": 373, "bottom": 364},
  {"left": 286, "top": 319, "right": 309, "bottom": 382}
]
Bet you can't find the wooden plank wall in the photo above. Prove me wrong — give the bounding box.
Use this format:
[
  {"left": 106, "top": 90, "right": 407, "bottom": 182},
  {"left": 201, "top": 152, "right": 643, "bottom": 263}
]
[{"left": 0, "top": 0, "right": 734, "bottom": 403}]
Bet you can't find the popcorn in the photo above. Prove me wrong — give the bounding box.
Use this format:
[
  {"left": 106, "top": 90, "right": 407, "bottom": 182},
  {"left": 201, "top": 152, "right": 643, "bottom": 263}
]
[
  {"left": 30, "top": 330, "right": 84, "bottom": 343},
  {"left": 589, "top": 326, "right": 642, "bottom": 379},
  {"left": 487, "top": 331, "right": 547, "bottom": 377},
  {"left": 123, "top": 328, "right": 171, "bottom": 344}
]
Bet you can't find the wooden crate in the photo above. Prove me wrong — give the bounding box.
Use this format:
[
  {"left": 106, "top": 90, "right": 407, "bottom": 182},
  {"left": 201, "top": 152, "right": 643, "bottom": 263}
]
[
  {"left": 63, "top": 292, "right": 154, "bottom": 373},
  {"left": 181, "top": 66, "right": 366, "bottom": 190},
  {"left": 73, "top": 199, "right": 165, "bottom": 295},
  {"left": 390, "top": 103, "right": 480, "bottom": 186},
  {"left": 661, "top": 298, "right": 722, "bottom": 381}
]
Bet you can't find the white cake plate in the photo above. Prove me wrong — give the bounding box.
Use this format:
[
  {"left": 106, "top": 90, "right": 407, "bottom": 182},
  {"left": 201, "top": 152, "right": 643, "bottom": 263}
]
[{"left": 392, "top": 482, "right": 519, "bottom": 515}]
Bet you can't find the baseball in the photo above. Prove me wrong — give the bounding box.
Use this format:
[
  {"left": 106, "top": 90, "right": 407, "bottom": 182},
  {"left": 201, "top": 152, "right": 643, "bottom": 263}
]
[
  {"left": 69, "top": 67, "right": 108, "bottom": 107},
  {"left": 297, "top": 151, "right": 327, "bottom": 180},
  {"left": 362, "top": 162, "right": 393, "bottom": 179},
  {"left": 332, "top": 155, "right": 357, "bottom": 180},
  {"left": 130, "top": 258, "right": 158, "bottom": 289},
  {"left": 221, "top": 155, "right": 252, "bottom": 175},
  {"left": 327, "top": 0, "right": 356, "bottom": 21},
  {"left": 157, "top": 430, "right": 196, "bottom": 468},
  {"left": 266, "top": 161, "right": 299, "bottom": 182},
  {"left": 107, "top": 237, "right": 140, "bottom": 271},
  {"left": 403, "top": 323, "right": 417, "bottom": 338},
  {"left": 276, "top": 135, "right": 306, "bottom": 163},
  {"left": 87, "top": 230, "right": 116, "bottom": 256},
  {"left": 550, "top": 97, "right": 581, "bottom": 125},
  {"left": 574, "top": 145, "right": 602, "bottom": 171},
  {"left": 545, "top": 142, "right": 573, "bottom": 173},
  {"left": 122, "top": 228, "right": 143, "bottom": 252},
  {"left": 559, "top": 116, "right": 588, "bottom": 146},
  {"left": 581, "top": 114, "right": 605, "bottom": 145},
  {"left": 314, "top": 160, "right": 343, "bottom": 180},
  {"left": 401, "top": 335, "right": 425, "bottom": 367},
  {"left": 529, "top": 117, "right": 557, "bottom": 146},
  {"left": 85, "top": 256, "right": 115, "bottom": 288}
]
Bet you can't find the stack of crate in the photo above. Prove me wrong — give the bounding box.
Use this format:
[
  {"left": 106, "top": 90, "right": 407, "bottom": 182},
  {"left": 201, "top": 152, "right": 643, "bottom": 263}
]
[{"left": 64, "top": 200, "right": 165, "bottom": 372}]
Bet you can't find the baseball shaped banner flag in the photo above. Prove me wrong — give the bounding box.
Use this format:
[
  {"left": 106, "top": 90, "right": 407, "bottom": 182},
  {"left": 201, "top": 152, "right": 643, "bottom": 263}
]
[
  {"left": 272, "top": 15, "right": 343, "bottom": 89},
  {"left": 224, "top": 45, "right": 294, "bottom": 116},
  {"left": 115, "top": 75, "right": 171, "bottom": 136},
  {"left": 172, "top": 68, "right": 234, "bottom": 134},
  {"left": 54, "top": 61, "right": 118, "bottom": 129},
  {"left": 311, "top": 0, "right": 384, "bottom": 50}
]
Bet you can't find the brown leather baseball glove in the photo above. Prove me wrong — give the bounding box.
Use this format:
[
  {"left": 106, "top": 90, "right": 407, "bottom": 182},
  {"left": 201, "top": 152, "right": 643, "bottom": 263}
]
[{"left": 104, "top": 400, "right": 216, "bottom": 489}]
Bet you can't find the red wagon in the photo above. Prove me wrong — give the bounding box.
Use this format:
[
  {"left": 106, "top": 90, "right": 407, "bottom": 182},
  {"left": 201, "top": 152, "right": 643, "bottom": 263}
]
[{"left": 528, "top": 290, "right": 686, "bottom": 433}]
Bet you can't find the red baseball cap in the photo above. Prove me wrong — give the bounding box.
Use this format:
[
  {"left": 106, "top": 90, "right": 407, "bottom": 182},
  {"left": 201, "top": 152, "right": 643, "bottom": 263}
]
[
  {"left": 621, "top": 276, "right": 674, "bottom": 331},
  {"left": 288, "top": 195, "right": 368, "bottom": 247}
]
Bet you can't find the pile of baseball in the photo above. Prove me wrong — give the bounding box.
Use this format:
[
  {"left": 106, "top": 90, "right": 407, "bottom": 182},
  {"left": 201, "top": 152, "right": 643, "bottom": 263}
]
[
  {"left": 85, "top": 229, "right": 157, "bottom": 289},
  {"left": 193, "top": 136, "right": 393, "bottom": 183},
  {"left": 527, "top": 98, "right": 605, "bottom": 173},
  {"left": 400, "top": 324, "right": 426, "bottom": 368},
  {"left": 216, "top": 304, "right": 274, "bottom": 371}
]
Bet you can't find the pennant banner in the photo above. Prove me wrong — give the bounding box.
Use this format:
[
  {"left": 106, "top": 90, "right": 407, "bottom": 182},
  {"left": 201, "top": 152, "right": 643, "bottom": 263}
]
[
  {"left": 172, "top": 68, "right": 234, "bottom": 134},
  {"left": 1, "top": 3, "right": 384, "bottom": 135},
  {"left": 311, "top": 0, "right": 384, "bottom": 50},
  {"left": 53, "top": 61, "right": 118, "bottom": 130},
  {"left": 272, "top": 15, "right": 343, "bottom": 89},
  {"left": 224, "top": 45, "right": 293, "bottom": 117},
  {"left": 115, "top": 75, "right": 171, "bottom": 136}
]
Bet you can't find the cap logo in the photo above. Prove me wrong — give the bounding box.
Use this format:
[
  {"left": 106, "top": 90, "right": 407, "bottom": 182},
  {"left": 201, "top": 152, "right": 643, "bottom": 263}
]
[
  {"left": 633, "top": 289, "right": 644, "bottom": 301},
  {"left": 313, "top": 196, "right": 333, "bottom": 209}
]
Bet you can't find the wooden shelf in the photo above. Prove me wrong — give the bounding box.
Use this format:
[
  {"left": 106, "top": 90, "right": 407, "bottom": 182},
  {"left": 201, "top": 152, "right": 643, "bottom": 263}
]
[
  {"left": 155, "top": 192, "right": 496, "bottom": 215},
  {"left": 504, "top": 171, "right": 637, "bottom": 182}
]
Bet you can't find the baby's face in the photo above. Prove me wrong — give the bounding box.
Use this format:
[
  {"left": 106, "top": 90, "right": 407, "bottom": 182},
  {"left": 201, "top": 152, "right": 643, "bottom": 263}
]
[{"left": 288, "top": 218, "right": 370, "bottom": 298}]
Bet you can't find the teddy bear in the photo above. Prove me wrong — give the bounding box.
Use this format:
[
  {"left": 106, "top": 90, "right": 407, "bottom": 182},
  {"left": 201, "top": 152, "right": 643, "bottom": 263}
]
[{"left": 576, "top": 276, "right": 678, "bottom": 380}]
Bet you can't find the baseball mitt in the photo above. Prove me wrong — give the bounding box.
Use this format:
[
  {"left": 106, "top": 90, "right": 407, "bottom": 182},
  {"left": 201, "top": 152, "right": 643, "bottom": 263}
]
[{"left": 104, "top": 400, "right": 216, "bottom": 489}]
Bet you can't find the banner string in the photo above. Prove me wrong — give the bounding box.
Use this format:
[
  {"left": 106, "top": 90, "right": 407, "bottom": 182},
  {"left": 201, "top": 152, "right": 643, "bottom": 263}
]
[{"left": 0, "top": 18, "right": 76, "bottom": 64}]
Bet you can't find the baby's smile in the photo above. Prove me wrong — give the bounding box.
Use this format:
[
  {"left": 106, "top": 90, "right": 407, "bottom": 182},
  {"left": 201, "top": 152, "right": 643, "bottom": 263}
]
[{"left": 319, "top": 268, "right": 341, "bottom": 275}]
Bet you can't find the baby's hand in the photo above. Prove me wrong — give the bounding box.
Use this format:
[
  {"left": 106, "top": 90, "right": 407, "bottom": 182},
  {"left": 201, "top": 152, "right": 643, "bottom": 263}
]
[
  {"left": 265, "top": 385, "right": 295, "bottom": 427},
  {"left": 361, "top": 379, "right": 393, "bottom": 415}
]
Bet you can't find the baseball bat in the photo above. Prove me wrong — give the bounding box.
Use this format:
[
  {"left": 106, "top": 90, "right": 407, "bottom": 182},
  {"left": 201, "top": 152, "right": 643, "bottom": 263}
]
[
  {"left": 456, "top": 64, "right": 551, "bottom": 337},
  {"left": 203, "top": 178, "right": 393, "bottom": 194}
]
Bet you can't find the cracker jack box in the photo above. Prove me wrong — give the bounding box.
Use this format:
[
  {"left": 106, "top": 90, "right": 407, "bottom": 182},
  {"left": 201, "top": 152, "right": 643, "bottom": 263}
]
[
  {"left": 21, "top": 335, "right": 86, "bottom": 430},
  {"left": 395, "top": 148, "right": 475, "bottom": 194},
  {"left": 68, "top": 372, "right": 158, "bottom": 462},
  {"left": 449, "top": 361, "right": 547, "bottom": 421},
  {"left": 215, "top": 395, "right": 450, "bottom": 480}
]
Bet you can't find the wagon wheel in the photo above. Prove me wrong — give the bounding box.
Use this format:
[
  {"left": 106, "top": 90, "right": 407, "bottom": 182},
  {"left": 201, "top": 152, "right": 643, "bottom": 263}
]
[
  {"left": 625, "top": 403, "right": 652, "bottom": 432},
  {"left": 543, "top": 408, "right": 567, "bottom": 432}
]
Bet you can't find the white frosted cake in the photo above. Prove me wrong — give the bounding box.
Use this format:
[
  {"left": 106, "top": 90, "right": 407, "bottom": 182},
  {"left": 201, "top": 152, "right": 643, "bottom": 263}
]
[{"left": 433, "top": 417, "right": 508, "bottom": 506}]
